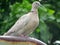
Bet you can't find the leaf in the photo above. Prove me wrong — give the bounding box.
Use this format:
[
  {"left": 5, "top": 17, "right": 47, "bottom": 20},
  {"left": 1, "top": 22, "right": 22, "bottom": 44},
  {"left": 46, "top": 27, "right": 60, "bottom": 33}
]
[
  {"left": 56, "top": 19, "right": 60, "bottom": 22},
  {"left": 47, "top": 9, "right": 55, "bottom": 15},
  {"left": 39, "top": 20, "right": 52, "bottom": 43},
  {"left": 36, "top": 28, "right": 40, "bottom": 33}
]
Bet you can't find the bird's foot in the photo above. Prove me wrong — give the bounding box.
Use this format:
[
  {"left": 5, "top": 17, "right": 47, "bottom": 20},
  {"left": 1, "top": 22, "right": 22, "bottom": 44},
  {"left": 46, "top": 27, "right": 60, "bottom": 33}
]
[{"left": 20, "top": 35, "right": 29, "bottom": 38}]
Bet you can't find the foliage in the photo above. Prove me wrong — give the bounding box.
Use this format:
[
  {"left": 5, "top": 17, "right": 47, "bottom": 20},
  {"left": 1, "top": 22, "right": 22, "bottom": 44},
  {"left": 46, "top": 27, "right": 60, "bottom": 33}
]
[{"left": 0, "top": 0, "right": 60, "bottom": 45}]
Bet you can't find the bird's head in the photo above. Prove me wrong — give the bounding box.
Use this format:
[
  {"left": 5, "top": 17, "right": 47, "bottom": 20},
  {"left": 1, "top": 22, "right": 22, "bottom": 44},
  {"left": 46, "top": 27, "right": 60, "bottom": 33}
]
[{"left": 32, "top": 1, "right": 40, "bottom": 9}]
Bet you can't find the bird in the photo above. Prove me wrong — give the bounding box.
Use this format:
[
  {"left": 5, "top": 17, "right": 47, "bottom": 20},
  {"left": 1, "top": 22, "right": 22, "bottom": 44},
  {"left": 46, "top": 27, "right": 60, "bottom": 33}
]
[{"left": 3, "top": 1, "right": 40, "bottom": 36}]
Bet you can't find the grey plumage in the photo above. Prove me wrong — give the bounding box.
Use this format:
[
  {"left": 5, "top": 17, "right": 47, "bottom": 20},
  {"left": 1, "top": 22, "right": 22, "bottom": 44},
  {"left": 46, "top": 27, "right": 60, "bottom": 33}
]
[{"left": 3, "top": 1, "right": 40, "bottom": 36}]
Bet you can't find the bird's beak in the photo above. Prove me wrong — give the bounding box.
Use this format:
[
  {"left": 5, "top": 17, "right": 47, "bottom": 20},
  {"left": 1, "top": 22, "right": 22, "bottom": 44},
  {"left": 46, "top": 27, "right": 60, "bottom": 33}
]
[{"left": 39, "top": 4, "right": 47, "bottom": 12}]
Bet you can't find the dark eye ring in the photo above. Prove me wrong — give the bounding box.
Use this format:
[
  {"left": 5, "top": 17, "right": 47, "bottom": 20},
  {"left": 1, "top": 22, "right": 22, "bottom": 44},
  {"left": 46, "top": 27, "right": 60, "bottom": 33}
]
[{"left": 36, "top": 3, "right": 39, "bottom": 5}]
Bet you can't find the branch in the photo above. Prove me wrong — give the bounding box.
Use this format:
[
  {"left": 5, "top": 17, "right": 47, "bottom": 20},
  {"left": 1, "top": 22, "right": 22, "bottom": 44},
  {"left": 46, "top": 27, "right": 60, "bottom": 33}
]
[{"left": 0, "top": 36, "right": 47, "bottom": 45}]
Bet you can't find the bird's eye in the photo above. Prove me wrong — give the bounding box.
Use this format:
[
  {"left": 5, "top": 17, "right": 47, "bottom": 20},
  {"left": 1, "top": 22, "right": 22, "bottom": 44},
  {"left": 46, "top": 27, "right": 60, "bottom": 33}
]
[{"left": 36, "top": 3, "right": 39, "bottom": 5}]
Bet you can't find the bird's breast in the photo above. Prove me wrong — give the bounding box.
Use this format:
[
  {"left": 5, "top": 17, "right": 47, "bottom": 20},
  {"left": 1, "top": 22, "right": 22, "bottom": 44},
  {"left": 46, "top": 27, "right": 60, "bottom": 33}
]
[
  {"left": 20, "top": 15, "right": 39, "bottom": 35},
  {"left": 17, "top": 14, "right": 39, "bottom": 36}
]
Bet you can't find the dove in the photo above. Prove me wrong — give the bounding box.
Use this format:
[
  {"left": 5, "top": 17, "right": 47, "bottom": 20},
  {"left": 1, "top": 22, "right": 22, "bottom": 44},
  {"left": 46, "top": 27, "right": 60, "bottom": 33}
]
[{"left": 3, "top": 1, "right": 40, "bottom": 36}]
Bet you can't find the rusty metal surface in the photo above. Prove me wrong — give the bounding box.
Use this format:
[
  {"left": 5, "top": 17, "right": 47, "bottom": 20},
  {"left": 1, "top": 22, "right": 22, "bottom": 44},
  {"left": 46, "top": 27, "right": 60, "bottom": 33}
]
[
  {"left": 0, "top": 36, "right": 47, "bottom": 45},
  {"left": 0, "top": 40, "right": 36, "bottom": 45}
]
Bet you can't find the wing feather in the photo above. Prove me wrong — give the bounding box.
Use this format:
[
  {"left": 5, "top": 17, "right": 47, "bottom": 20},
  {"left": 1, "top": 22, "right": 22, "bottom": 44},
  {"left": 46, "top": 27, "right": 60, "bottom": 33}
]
[{"left": 4, "top": 13, "right": 31, "bottom": 35}]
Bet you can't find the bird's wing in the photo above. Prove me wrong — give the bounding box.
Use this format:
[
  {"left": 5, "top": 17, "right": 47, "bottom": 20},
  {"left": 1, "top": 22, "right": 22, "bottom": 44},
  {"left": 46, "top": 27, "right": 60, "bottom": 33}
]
[{"left": 6, "top": 13, "right": 31, "bottom": 34}]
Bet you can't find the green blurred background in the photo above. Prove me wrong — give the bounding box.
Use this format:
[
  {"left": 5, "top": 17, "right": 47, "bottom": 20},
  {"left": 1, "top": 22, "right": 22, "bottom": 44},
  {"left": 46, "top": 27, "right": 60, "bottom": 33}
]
[{"left": 0, "top": 0, "right": 60, "bottom": 45}]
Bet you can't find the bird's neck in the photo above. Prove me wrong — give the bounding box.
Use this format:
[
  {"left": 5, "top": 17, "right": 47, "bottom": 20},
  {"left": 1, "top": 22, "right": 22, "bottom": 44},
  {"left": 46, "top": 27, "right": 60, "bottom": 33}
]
[{"left": 31, "top": 7, "right": 38, "bottom": 14}]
